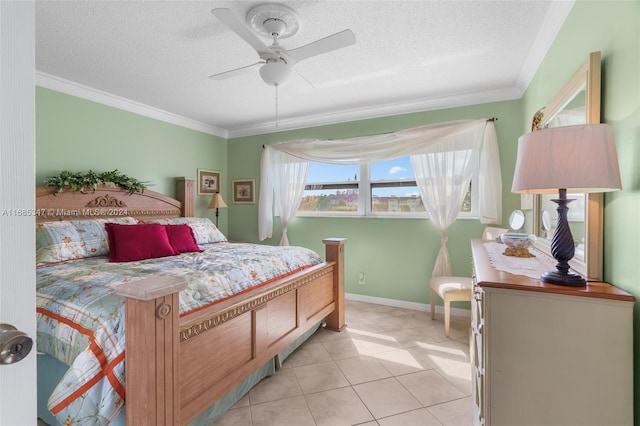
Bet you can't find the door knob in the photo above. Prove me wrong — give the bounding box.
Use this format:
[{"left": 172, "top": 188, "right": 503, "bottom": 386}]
[{"left": 0, "top": 323, "right": 33, "bottom": 365}]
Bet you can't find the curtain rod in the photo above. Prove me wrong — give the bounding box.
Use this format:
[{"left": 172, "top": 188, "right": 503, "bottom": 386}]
[{"left": 262, "top": 118, "right": 498, "bottom": 148}]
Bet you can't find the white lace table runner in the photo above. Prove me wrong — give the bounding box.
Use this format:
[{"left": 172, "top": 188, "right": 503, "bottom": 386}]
[{"left": 483, "top": 242, "right": 557, "bottom": 279}]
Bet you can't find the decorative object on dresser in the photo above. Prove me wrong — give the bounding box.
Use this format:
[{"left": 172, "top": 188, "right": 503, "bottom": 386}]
[
  {"left": 500, "top": 233, "right": 536, "bottom": 258},
  {"left": 511, "top": 123, "right": 621, "bottom": 286},
  {"left": 498, "top": 209, "right": 536, "bottom": 258},
  {"left": 506, "top": 209, "right": 525, "bottom": 232},
  {"left": 208, "top": 191, "right": 228, "bottom": 227},
  {"left": 197, "top": 169, "right": 221, "bottom": 195},
  {"left": 232, "top": 179, "right": 255, "bottom": 204}
]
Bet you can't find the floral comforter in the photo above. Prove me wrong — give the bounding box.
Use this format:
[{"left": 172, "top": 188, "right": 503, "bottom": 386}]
[{"left": 36, "top": 242, "right": 321, "bottom": 425}]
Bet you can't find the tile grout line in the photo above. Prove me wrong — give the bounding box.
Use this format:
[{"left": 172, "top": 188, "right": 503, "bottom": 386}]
[{"left": 215, "top": 301, "right": 472, "bottom": 425}]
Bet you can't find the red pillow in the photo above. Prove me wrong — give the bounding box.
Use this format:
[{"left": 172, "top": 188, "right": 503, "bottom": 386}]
[
  {"left": 165, "top": 224, "right": 202, "bottom": 253},
  {"left": 105, "top": 223, "right": 179, "bottom": 262}
]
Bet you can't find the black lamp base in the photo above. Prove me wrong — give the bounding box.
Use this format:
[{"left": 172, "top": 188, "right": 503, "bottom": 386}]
[
  {"left": 541, "top": 270, "right": 586, "bottom": 287},
  {"left": 542, "top": 188, "right": 587, "bottom": 288}
]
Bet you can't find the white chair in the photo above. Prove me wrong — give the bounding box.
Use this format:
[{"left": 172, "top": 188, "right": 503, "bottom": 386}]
[
  {"left": 430, "top": 276, "right": 474, "bottom": 337},
  {"left": 482, "top": 226, "right": 509, "bottom": 242},
  {"left": 430, "top": 226, "right": 508, "bottom": 337}
]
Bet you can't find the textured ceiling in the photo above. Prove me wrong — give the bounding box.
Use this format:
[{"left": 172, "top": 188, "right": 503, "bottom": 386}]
[{"left": 35, "top": 1, "right": 574, "bottom": 138}]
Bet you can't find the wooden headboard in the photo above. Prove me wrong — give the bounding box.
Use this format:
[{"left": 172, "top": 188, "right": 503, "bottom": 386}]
[{"left": 35, "top": 178, "right": 194, "bottom": 222}]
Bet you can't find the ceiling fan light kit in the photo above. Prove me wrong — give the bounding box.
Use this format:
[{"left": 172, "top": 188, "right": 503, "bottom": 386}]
[{"left": 259, "top": 59, "right": 292, "bottom": 87}]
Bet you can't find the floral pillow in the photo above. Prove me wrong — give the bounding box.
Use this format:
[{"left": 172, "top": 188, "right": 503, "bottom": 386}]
[
  {"left": 36, "top": 217, "right": 137, "bottom": 265},
  {"left": 143, "top": 217, "right": 227, "bottom": 245}
]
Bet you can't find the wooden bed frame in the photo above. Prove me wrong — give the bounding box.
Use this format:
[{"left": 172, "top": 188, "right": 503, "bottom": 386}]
[{"left": 36, "top": 178, "right": 346, "bottom": 425}]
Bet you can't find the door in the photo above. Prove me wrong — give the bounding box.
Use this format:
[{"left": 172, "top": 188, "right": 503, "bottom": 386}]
[{"left": 0, "top": 1, "right": 36, "bottom": 425}]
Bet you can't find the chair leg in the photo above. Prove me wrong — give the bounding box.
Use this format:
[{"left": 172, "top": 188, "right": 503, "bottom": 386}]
[
  {"left": 430, "top": 289, "right": 437, "bottom": 320},
  {"left": 444, "top": 298, "right": 451, "bottom": 337}
]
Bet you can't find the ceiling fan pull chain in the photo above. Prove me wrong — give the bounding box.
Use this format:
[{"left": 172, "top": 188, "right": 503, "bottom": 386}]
[{"left": 275, "top": 85, "right": 279, "bottom": 128}]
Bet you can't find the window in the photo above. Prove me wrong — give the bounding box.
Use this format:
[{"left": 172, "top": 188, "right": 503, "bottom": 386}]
[
  {"left": 298, "top": 163, "right": 360, "bottom": 215},
  {"left": 369, "top": 158, "right": 424, "bottom": 215},
  {"left": 298, "top": 156, "right": 475, "bottom": 218}
]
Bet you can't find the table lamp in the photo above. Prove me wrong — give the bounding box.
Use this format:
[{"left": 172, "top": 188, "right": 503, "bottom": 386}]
[
  {"left": 511, "top": 123, "right": 621, "bottom": 286},
  {"left": 208, "top": 192, "right": 227, "bottom": 227}
]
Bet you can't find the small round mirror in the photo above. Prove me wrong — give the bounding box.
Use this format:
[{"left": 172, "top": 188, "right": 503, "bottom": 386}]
[
  {"left": 542, "top": 210, "right": 552, "bottom": 231},
  {"left": 508, "top": 210, "right": 525, "bottom": 231}
]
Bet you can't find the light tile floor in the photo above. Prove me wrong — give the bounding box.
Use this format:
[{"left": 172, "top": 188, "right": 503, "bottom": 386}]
[{"left": 213, "top": 300, "right": 473, "bottom": 426}]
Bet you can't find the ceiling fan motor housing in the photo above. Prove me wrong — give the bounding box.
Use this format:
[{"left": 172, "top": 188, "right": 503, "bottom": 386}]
[{"left": 263, "top": 18, "right": 287, "bottom": 38}]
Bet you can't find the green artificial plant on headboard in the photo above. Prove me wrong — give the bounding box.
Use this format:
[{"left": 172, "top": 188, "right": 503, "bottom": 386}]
[{"left": 44, "top": 170, "right": 148, "bottom": 195}]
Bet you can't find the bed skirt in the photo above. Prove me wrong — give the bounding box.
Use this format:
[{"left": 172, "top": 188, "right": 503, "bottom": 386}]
[{"left": 37, "top": 321, "right": 323, "bottom": 425}]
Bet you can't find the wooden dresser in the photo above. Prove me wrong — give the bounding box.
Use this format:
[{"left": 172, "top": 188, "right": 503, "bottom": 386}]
[{"left": 470, "top": 240, "right": 634, "bottom": 426}]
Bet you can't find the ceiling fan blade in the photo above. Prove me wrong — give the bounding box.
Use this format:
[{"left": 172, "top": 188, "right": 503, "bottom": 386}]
[
  {"left": 286, "top": 29, "right": 356, "bottom": 63},
  {"left": 209, "top": 62, "right": 262, "bottom": 80},
  {"left": 211, "top": 8, "right": 275, "bottom": 58}
]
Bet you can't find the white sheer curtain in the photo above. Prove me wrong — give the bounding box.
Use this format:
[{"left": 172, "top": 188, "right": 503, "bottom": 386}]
[
  {"left": 259, "top": 148, "right": 309, "bottom": 245},
  {"left": 259, "top": 119, "right": 502, "bottom": 244},
  {"left": 410, "top": 127, "right": 482, "bottom": 277},
  {"left": 478, "top": 123, "right": 502, "bottom": 224}
]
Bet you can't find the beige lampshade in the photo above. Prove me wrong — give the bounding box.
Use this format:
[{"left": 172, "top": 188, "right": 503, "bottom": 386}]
[
  {"left": 511, "top": 123, "right": 622, "bottom": 194},
  {"left": 208, "top": 192, "right": 228, "bottom": 209}
]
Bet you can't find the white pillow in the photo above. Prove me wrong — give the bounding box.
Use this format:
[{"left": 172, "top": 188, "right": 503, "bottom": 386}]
[{"left": 143, "top": 217, "right": 227, "bottom": 245}]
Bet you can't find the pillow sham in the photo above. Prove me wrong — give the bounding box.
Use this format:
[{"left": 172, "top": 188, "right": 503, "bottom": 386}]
[
  {"left": 105, "top": 223, "right": 179, "bottom": 262},
  {"left": 144, "top": 217, "right": 227, "bottom": 245},
  {"left": 165, "top": 224, "right": 202, "bottom": 253},
  {"left": 36, "top": 217, "right": 137, "bottom": 265}
]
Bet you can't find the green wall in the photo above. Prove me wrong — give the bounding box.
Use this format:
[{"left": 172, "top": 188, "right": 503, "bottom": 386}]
[
  {"left": 227, "top": 100, "right": 524, "bottom": 305},
  {"left": 521, "top": 0, "right": 640, "bottom": 420},
  {"left": 36, "top": 87, "right": 227, "bottom": 223},
  {"left": 36, "top": 0, "right": 640, "bottom": 418}
]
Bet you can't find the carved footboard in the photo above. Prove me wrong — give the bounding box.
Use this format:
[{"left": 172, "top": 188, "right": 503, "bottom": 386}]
[{"left": 116, "top": 238, "right": 346, "bottom": 425}]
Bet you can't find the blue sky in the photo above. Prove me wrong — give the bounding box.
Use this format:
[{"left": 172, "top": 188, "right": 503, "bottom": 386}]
[
  {"left": 306, "top": 156, "right": 415, "bottom": 182},
  {"left": 305, "top": 157, "right": 419, "bottom": 197}
]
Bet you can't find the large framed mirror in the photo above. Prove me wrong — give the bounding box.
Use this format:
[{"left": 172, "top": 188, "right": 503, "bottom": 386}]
[{"left": 532, "top": 51, "right": 603, "bottom": 280}]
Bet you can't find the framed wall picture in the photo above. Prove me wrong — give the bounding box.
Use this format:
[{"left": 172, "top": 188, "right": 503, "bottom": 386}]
[
  {"left": 232, "top": 179, "right": 255, "bottom": 204},
  {"left": 197, "top": 169, "right": 221, "bottom": 195}
]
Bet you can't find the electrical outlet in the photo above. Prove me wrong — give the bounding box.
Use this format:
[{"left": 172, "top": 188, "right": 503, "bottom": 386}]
[{"left": 358, "top": 272, "right": 365, "bottom": 285}]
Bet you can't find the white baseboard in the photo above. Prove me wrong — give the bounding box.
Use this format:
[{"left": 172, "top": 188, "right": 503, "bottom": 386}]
[{"left": 345, "top": 292, "right": 471, "bottom": 318}]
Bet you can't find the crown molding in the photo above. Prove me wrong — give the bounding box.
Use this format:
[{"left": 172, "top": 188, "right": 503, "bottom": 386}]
[
  {"left": 227, "top": 85, "right": 522, "bottom": 138},
  {"left": 36, "top": 70, "right": 522, "bottom": 140},
  {"left": 515, "top": 0, "right": 575, "bottom": 94},
  {"left": 35, "top": 72, "right": 228, "bottom": 139}
]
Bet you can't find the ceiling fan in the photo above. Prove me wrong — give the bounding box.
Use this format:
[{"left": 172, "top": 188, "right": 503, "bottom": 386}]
[{"left": 209, "top": 4, "right": 356, "bottom": 88}]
